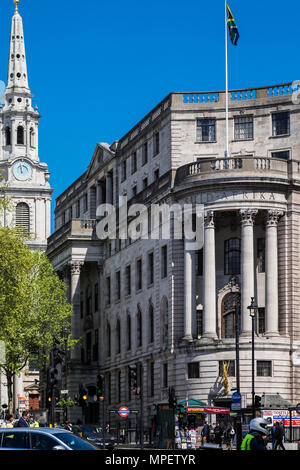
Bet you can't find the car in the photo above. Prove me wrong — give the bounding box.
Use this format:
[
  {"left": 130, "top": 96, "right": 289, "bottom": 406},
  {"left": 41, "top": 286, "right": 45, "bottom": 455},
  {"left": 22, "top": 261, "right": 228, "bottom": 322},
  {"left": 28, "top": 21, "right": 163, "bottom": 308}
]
[
  {"left": 72, "top": 425, "right": 116, "bottom": 449},
  {"left": 0, "top": 428, "right": 99, "bottom": 451}
]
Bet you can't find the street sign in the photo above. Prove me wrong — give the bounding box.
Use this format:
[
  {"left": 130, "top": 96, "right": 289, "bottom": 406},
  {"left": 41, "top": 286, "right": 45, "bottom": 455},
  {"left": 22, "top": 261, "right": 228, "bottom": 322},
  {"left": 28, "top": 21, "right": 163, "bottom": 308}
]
[
  {"left": 232, "top": 392, "right": 242, "bottom": 403},
  {"left": 118, "top": 406, "right": 129, "bottom": 418},
  {"left": 60, "top": 390, "right": 68, "bottom": 395},
  {"left": 231, "top": 403, "right": 241, "bottom": 411}
]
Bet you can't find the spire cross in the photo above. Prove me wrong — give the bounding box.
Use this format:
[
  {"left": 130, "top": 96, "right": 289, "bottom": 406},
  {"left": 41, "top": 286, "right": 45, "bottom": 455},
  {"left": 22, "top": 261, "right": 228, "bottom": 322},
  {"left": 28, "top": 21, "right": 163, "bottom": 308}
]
[{"left": 14, "top": 0, "right": 20, "bottom": 13}]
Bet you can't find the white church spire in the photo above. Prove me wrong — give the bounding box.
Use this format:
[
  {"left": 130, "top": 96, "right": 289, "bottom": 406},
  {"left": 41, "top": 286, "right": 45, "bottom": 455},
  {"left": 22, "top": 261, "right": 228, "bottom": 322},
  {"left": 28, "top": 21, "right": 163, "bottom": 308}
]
[{"left": 5, "top": 0, "right": 30, "bottom": 97}]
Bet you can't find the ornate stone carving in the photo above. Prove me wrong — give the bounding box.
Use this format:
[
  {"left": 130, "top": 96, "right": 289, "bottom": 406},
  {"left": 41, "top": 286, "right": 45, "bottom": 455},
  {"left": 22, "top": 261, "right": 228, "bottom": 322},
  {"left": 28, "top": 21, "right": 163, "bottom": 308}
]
[
  {"left": 240, "top": 209, "right": 258, "bottom": 226},
  {"left": 266, "top": 209, "right": 284, "bottom": 227},
  {"left": 69, "top": 261, "right": 84, "bottom": 275},
  {"left": 204, "top": 211, "right": 215, "bottom": 229}
]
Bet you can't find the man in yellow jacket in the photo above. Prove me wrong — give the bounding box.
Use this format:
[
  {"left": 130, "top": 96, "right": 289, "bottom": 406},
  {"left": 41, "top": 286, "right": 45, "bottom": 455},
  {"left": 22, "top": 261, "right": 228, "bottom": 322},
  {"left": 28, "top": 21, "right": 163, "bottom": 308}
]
[{"left": 241, "top": 418, "right": 268, "bottom": 450}]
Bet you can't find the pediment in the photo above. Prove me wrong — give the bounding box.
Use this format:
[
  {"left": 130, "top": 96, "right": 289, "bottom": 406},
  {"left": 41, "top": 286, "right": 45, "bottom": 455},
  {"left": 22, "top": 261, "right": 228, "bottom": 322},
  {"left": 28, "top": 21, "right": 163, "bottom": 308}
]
[{"left": 86, "top": 143, "right": 115, "bottom": 179}]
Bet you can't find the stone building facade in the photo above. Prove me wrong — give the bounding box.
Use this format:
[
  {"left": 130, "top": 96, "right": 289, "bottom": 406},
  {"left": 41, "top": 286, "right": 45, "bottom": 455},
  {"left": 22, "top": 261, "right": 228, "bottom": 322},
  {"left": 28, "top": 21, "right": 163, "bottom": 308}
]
[
  {"left": 0, "top": 3, "right": 52, "bottom": 412},
  {"left": 47, "top": 82, "right": 300, "bottom": 429}
]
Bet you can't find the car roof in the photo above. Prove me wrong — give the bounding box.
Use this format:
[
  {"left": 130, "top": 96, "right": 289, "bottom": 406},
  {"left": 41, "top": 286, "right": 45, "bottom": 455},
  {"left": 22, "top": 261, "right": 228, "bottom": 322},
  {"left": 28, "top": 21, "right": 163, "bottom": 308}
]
[{"left": 0, "top": 428, "right": 70, "bottom": 434}]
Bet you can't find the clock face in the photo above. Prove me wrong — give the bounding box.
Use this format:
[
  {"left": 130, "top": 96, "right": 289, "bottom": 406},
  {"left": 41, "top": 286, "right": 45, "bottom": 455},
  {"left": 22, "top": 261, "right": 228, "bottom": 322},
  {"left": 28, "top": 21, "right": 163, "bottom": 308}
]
[{"left": 13, "top": 160, "right": 32, "bottom": 181}]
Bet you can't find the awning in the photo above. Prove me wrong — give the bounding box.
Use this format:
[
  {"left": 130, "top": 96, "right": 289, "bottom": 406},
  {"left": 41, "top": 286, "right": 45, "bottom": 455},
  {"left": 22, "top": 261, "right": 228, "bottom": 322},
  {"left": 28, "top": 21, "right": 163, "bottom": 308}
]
[{"left": 187, "top": 406, "right": 230, "bottom": 415}]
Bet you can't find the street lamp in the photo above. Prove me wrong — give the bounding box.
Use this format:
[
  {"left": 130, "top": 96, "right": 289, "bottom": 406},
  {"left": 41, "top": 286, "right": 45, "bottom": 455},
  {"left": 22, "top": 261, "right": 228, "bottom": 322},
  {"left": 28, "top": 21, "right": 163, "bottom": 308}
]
[{"left": 247, "top": 297, "right": 258, "bottom": 419}]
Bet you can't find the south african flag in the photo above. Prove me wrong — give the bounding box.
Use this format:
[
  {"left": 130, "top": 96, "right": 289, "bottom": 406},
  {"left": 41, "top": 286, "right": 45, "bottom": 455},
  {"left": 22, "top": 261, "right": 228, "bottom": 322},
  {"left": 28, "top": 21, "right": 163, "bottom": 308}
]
[{"left": 226, "top": 3, "right": 240, "bottom": 46}]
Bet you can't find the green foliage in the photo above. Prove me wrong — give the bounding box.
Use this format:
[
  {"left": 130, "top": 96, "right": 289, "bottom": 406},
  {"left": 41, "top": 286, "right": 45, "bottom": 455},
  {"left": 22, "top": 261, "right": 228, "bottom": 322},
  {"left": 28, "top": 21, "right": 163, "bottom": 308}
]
[
  {"left": 57, "top": 397, "right": 76, "bottom": 408},
  {"left": 0, "top": 226, "right": 75, "bottom": 409}
]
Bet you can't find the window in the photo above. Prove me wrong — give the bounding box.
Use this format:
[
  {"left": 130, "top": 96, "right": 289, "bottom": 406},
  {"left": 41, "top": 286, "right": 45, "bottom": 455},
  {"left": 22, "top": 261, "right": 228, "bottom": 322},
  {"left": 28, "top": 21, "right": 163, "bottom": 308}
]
[
  {"left": 125, "top": 265, "right": 131, "bottom": 296},
  {"left": 149, "top": 362, "right": 155, "bottom": 397},
  {"left": 224, "top": 238, "right": 241, "bottom": 275},
  {"left": 148, "top": 252, "right": 154, "bottom": 285},
  {"left": 161, "top": 245, "right": 168, "bottom": 279},
  {"left": 132, "top": 185, "right": 137, "bottom": 197},
  {"left": 154, "top": 169, "right": 159, "bottom": 182},
  {"left": 86, "top": 331, "right": 92, "bottom": 363},
  {"left": 93, "top": 329, "right": 99, "bottom": 361},
  {"left": 153, "top": 132, "right": 160, "bottom": 156},
  {"left": 219, "top": 360, "right": 236, "bottom": 377},
  {"left": 149, "top": 304, "right": 154, "bottom": 344},
  {"left": 76, "top": 199, "right": 80, "bottom": 218},
  {"left": 106, "top": 277, "right": 111, "bottom": 305},
  {"left": 116, "top": 319, "right": 121, "bottom": 354},
  {"left": 272, "top": 111, "right": 290, "bottom": 136},
  {"left": 122, "top": 160, "right": 127, "bottom": 182},
  {"left": 143, "top": 177, "right": 148, "bottom": 190},
  {"left": 127, "top": 314, "right": 131, "bottom": 351},
  {"left": 162, "top": 363, "right": 168, "bottom": 388},
  {"left": 234, "top": 115, "right": 253, "bottom": 140},
  {"left": 106, "top": 323, "right": 111, "bottom": 357},
  {"left": 188, "top": 362, "right": 200, "bottom": 379},
  {"left": 2, "top": 431, "right": 27, "bottom": 449},
  {"left": 86, "top": 286, "right": 92, "bottom": 316},
  {"left": 94, "top": 283, "right": 99, "bottom": 312},
  {"left": 196, "top": 249, "right": 203, "bottom": 276},
  {"left": 29, "top": 128, "right": 35, "bottom": 148},
  {"left": 196, "top": 118, "right": 216, "bottom": 142},
  {"left": 271, "top": 150, "right": 290, "bottom": 160},
  {"left": 5, "top": 127, "right": 11, "bottom": 146},
  {"left": 83, "top": 194, "right": 88, "bottom": 212},
  {"left": 117, "top": 371, "right": 122, "bottom": 403},
  {"left": 80, "top": 292, "right": 84, "bottom": 318},
  {"left": 131, "top": 152, "right": 137, "bottom": 174},
  {"left": 257, "top": 238, "right": 265, "bottom": 273},
  {"left": 115, "top": 271, "right": 121, "bottom": 301},
  {"left": 128, "top": 367, "right": 132, "bottom": 401},
  {"left": 137, "top": 307, "right": 142, "bottom": 348},
  {"left": 16, "top": 202, "right": 30, "bottom": 233},
  {"left": 136, "top": 259, "right": 142, "bottom": 291},
  {"left": 258, "top": 308, "right": 265, "bottom": 334},
  {"left": 17, "top": 126, "right": 24, "bottom": 145},
  {"left": 257, "top": 361, "right": 272, "bottom": 377},
  {"left": 221, "top": 292, "right": 240, "bottom": 339},
  {"left": 142, "top": 142, "right": 148, "bottom": 165}
]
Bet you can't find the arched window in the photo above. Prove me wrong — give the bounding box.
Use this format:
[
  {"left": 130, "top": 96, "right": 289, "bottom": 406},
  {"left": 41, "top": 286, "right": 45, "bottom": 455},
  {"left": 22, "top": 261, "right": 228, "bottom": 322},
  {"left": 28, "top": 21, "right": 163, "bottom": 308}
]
[
  {"left": 224, "top": 238, "right": 241, "bottom": 275},
  {"left": 126, "top": 314, "right": 131, "bottom": 351},
  {"left": 29, "top": 128, "right": 35, "bottom": 148},
  {"left": 149, "top": 303, "right": 154, "bottom": 344},
  {"left": 221, "top": 292, "right": 241, "bottom": 339},
  {"left": 116, "top": 319, "right": 121, "bottom": 354},
  {"left": 5, "top": 127, "right": 11, "bottom": 146},
  {"left": 16, "top": 202, "right": 30, "bottom": 233},
  {"left": 17, "top": 126, "right": 24, "bottom": 145},
  {"left": 137, "top": 306, "right": 142, "bottom": 348}
]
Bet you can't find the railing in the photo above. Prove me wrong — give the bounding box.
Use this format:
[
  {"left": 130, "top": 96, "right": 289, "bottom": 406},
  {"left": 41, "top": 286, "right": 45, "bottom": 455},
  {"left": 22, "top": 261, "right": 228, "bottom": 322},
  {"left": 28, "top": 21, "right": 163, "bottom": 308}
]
[
  {"left": 47, "top": 219, "right": 97, "bottom": 251},
  {"left": 175, "top": 156, "right": 289, "bottom": 185}
]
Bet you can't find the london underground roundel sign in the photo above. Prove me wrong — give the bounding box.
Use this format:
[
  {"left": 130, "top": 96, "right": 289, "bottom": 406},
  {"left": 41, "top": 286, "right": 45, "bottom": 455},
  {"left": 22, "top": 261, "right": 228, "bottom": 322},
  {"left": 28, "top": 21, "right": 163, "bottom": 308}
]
[{"left": 118, "top": 406, "right": 129, "bottom": 418}]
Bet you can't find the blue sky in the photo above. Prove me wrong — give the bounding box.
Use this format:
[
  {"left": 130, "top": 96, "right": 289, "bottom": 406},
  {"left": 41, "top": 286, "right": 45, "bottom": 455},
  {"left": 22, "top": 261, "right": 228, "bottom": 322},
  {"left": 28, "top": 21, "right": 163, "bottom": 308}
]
[{"left": 0, "top": 0, "right": 299, "bottom": 228}]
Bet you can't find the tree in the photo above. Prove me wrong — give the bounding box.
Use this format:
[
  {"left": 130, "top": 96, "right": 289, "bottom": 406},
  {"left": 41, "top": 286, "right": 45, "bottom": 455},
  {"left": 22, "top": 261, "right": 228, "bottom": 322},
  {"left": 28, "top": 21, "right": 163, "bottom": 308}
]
[{"left": 0, "top": 226, "right": 74, "bottom": 413}]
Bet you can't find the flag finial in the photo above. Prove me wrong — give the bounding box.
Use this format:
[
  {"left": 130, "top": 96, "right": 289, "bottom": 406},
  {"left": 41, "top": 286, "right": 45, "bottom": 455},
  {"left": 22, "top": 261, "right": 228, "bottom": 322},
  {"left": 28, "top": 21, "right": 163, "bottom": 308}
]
[{"left": 14, "top": 0, "right": 20, "bottom": 13}]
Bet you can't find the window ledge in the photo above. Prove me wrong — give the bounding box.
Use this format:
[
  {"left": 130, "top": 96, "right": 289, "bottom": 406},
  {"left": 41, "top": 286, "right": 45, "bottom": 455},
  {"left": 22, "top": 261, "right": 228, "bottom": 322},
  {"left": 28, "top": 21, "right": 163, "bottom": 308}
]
[
  {"left": 194, "top": 141, "right": 217, "bottom": 144},
  {"left": 269, "top": 134, "right": 290, "bottom": 139}
]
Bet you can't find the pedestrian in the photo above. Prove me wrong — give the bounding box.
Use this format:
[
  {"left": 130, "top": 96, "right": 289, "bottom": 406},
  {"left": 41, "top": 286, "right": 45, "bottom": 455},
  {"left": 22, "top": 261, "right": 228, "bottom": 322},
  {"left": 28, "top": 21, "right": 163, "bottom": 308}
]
[
  {"left": 214, "top": 422, "right": 223, "bottom": 447},
  {"left": 241, "top": 418, "right": 268, "bottom": 450},
  {"left": 271, "top": 423, "right": 276, "bottom": 450},
  {"left": 15, "top": 410, "right": 30, "bottom": 427},
  {"left": 5, "top": 414, "right": 14, "bottom": 428},
  {"left": 224, "top": 423, "right": 235, "bottom": 450},
  {"left": 274, "top": 422, "right": 285, "bottom": 450},
  {"left": 201, "top": 421, "right": 210, "bottom": 444},
  {"left": 64, "top": 422, "right": 72, "bottom": 431}
]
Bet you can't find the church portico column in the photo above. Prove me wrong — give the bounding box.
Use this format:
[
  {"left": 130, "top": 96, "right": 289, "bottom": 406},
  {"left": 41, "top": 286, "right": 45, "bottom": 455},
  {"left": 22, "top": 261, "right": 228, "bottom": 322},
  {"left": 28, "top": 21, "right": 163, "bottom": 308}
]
[
  {"left": 240, "top": 209, "right": 257, "bottom": 335},
  {"left": 203, "top": 211, "right": 217, "bottom": 339},
  {"left": 183, "top": 238, "right": 195, "bottom": 341},
  {"left": 265, "top": 210, "right": 283, "bottom": 337},
  {"left": 69, "top": 260, "right": 84, "bottom": 360}
]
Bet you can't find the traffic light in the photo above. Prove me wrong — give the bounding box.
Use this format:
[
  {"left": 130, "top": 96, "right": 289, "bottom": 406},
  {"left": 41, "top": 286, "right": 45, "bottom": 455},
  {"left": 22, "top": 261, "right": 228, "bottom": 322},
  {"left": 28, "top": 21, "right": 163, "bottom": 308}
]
[
  {"left": 255, "top": 395, "right": 262, "bottom": 408},
  {"left": 96, "top": 375, "right": 104, "bottom": 400},
  {"left": 168, "top": 387, "right": 177, "bottom": 409},
  {"left": 46, "top": 390, "right": 52, "bottom": 409},
  {"left": 49, "top": 367, "right": 59, "bottom": 388},
  {"left": 129, "top": 365, "right": 138, "bottom": 395},
  {"left": 79, "top": 384, "right": 88, "bottom": 407}
]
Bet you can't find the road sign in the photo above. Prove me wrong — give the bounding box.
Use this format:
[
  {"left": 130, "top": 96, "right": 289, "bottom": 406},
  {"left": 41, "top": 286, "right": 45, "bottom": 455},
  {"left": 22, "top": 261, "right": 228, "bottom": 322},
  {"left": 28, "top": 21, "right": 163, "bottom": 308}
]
[
  {"left": 118, "top": 406, "right": 130, "bottom": 418},
  {"left": 231, "top": 403, "right": 241, "bottom": 411},
  {"left": 232, "top": 392, "right": 242, "bottom": 403}
]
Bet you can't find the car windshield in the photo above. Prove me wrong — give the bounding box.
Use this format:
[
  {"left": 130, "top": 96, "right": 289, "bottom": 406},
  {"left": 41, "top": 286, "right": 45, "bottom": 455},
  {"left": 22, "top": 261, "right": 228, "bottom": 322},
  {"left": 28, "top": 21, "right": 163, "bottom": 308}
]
[{"left": 52, "top": 432, "right": 97, "bottom": 450}]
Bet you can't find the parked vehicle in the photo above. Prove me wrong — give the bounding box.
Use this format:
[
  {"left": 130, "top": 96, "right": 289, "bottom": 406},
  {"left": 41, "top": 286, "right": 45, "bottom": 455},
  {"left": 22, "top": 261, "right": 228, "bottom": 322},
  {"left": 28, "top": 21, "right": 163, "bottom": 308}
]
[{"left": 0, "top": 428, "right": 98, "bottom": 450}]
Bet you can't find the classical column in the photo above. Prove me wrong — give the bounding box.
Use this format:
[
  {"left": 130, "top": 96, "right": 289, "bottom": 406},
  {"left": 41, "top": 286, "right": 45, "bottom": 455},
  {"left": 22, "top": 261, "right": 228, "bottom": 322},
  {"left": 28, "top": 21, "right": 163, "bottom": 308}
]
[
  {"left": 69, "top": 260, "right": 84, "bottom": 360},
  {"left": 240, "top": 209, "right": 257, "bottom": 335},
  {"left": 203, "top": 211, "right": 217, "bottom": 339},
  {"left": 106, "top": 171, "right": 113, "bottom": 205},
  {"left": 265, "top": 210, "right": 283, "bottom": 336},
  {"left": 183, "top": 238, "right": 195, "bottom": 341}
]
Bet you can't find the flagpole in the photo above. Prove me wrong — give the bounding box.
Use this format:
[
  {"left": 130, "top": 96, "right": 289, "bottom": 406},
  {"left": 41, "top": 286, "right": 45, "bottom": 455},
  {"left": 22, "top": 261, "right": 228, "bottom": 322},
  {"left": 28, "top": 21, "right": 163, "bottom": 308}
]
[{"left": 225, "top": 0, "right": 229, "bottom": 158}]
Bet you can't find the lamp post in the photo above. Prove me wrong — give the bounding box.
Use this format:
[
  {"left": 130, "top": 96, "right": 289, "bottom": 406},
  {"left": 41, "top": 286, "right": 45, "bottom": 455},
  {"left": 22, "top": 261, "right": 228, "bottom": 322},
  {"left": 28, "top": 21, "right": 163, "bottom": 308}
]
[
  {"left": 247, "top": 297, "right": 258, "bottom": 419},
  {"left": 234, "top": 296, "right": 242, "bottom": 451}
]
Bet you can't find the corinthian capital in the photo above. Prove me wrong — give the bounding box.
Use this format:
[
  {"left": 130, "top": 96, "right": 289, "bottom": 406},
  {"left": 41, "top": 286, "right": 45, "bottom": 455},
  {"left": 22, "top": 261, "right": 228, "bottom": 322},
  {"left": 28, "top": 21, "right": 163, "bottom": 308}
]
[
  {"left": 266, "top": 210, "right": 284, "bottom": 227},
  {"left": 69, "top": 260, "right": 84, "bottom": 275},
  {"left": 240, "top": 209, "right": 258, "bottom": 226}
]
